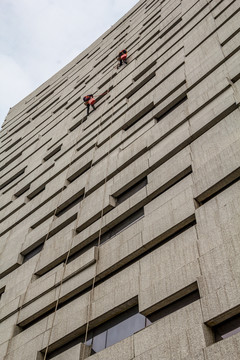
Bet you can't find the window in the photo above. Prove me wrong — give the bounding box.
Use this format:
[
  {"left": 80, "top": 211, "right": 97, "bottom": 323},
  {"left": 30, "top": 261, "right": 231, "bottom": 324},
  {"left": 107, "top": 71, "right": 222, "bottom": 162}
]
[
  {"left": 86, "top": 305, "right": 147, "bottom": 354},
  {"left": 43, "top": 145, "right": 62, "bottom": 161},
  {"left": 27, "top": 185, "right": 45, "bottom": 200},
  {"left": 67, "top": 161, "right": 92, "bottom": 182},
  {"left": 55, "top": 194, "right": 83, "bottom": 217},
  {"left": 214, "top": 313, "right": 240, "bottom": 342},
  {"left": 100, "top": 207, "right": 144, "bottom": 244},
  {"left": 23, "top": 243, "right": 44, "bottom": 263},
  {"left": 156, "top": 95, "right": 187, "bottom": 122},
  {"left": 0, "top": 287, "right": 5, "bottom": 301},
  {"left": 146, "top": 289, "right": 200, "bottom": 323},
  {"left": 47, "top": 305, "right": 148, "bottom": 358},
  {"left": 46, "top": 290, "right": 200, "bottom": 358},
  {"left": 116, "top": 177, "right": 148, "bottom": 205},
  {"left": 123, "top": 103, "right": 154, "bottom": 130},
  {"left": 0, "top": 168, "right": 26, "bottom": 190},
  {"left": 32, "top": 98, "right": 59, "bottom": 120}
]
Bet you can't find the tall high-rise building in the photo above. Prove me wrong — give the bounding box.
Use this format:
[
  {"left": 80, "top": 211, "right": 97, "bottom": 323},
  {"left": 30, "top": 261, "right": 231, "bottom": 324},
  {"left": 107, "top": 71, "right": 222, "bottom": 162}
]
[{"left": 0, "top": 0, "right": 240, "bottom": 359}]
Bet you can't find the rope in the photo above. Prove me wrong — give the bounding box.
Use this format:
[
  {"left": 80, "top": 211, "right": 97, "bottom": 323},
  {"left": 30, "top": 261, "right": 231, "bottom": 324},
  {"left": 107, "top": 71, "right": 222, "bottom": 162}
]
[
  {"left": 81, "top": 67, "right": 116, "bottom": 360},
  {"left": 42, "top": 69, "right": 115, "bottom": 360},
  {"left": 43, "top": 0, "right": 160, "bottom": 355},
  {"left": 4, "top": 89, "right": 90, "bottom": 360}
]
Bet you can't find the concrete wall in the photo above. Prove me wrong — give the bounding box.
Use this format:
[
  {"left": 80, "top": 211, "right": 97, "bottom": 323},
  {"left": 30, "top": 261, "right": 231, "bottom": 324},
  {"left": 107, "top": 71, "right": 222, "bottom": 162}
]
[{"left": 0, "top": 0, "right": 240, "bottom": 359}]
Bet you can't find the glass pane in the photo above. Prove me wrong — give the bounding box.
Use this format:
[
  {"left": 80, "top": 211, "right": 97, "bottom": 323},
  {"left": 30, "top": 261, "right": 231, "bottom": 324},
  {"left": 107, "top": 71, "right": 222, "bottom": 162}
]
[
  {"left": 92, "top": 330, "right": 107, "bottom": 353},
  {"left": 222, "top": 326, "right": 240, "bottom": 339},
  {"left": 146, "top": 317, "right": 152, "bottom": 326},
  {"left": 106, "top": 313, "right": 145, "bottom": 347},
  {"left": 215, "top": 314, "right": 240, "bottom": 341}
]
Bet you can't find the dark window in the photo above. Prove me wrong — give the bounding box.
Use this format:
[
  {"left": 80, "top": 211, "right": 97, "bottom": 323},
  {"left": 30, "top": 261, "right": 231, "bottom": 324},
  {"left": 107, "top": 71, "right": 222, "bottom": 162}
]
[
  {"left": 123, "top": 103, "right": 154, "bottom": 130},
  {"left": 214, "top": 313, "right": 240, "bottom": 342},
  {"left": 47, "top": 291, "right": 201, "bottom": 358},
  {"left": 23, "top": 243, "right": 44, "bottom": 263},
  {"left": 52, "top": 102, "right": 68, "bottom": 114},
  {"left": 36, "top": 85, "right": 50, "bottom": 97},
  {"left": 46, "top": 306, "right": 147, "bottom": 358},
  {"left": 116, "top": 177, "right": 147, "bottom": 205},
  {"left": 67, "top": 239, "right": 98, "bottom": 264},
  {"left": 0, "top": 168, "right": 25, "bottom": 190},
  {"left": 100, "top": 207, "right": 144, "bottom": 244},
  {"left": 55, "top": 194, "right": 83, "bottom": 217},
  {"left": 4, "top": 138, "right": 22, "bottom": 152},
  {"left": 32, "top": 98, "right": 59, "bottom": 120},
  {"left": 86, "top": 305, "right": 147, "bottom": 354},
  {"left": 43, "top": 145, "right": 62, "bottom": 161},
  {"left": 0, "top": 287, "right": 5, "bottom": 300},
  {"left": 27, "top": 185, "right": 45, "bottom": 200},
  {"left": 156, "top": 95, "right": 187, "bottom": 122},
  {"left": 146, "top": 289, "right": 200, "bottom": 323},
  {"left": 133, "top": 60, "right": 157, "bottom": 81},
  {"left": 145, "top": 0, "right": 157, "bottom": 10},
  {"left": 67, "top": 162, "right": 92, "bottom": 183},
  {"left": 14, "top": 184, "right": 31, "bottom": 197}
]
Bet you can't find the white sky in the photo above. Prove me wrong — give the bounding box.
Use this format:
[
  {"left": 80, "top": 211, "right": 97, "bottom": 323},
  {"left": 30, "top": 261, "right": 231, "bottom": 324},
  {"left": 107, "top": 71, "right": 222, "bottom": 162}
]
[{"left": 0, "top": 0, "right": 139, "bottom": 128}]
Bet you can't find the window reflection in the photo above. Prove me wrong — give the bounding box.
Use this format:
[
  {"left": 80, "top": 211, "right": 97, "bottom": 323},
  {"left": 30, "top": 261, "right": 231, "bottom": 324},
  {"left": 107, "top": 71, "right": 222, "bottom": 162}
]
[
  {"left": 85, "top": 306, "right": 147, "bottom": 354},
  {"left": 106, "top": 311, "right": 146, "bottom": 347},
  {"left": 91, "top": 330, "right": 107, "bottom": 353},
  {"left": 214, "top": 313, "right": 240, "bottom": 342},
  {"left": 47, "top": 289, "right": 201, "bottom": 358}
]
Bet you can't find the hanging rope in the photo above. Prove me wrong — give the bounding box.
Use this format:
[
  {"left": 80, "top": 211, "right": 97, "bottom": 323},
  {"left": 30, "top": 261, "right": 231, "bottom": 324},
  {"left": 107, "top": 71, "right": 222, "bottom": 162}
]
[
  {"left": 5, "top": 91, "right": 89, "bottom": 360},
  {"left": 42, "top": 68, "right": 115, "bottom": 360},
  {"left": 81, "top": 67, "right": 116, "bottom": 360}
]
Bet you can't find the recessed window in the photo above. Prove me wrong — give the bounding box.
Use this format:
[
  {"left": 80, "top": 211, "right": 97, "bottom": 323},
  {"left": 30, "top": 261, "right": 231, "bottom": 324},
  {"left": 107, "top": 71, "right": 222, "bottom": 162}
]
[
  {"left": 100, "top": 207, "right": 144, "bottom": 244},
  {"left": 0, "top": 287, "right": 5, "bottom": 301},
  {"left": 55, "top": 194, "right": 83, "bottom": 217},
  {"left": 116, "top": 177, "right": 147, "bottom": 205},
  {"left": 86, "top": 305, "right": 147, "bottom": 354},
  {"left": 123, "top": 103, "right": 154, "bottom": 130},
  {"left": 214, "top": 313, "right": 240, "bottom": 342},
  {"left": 46, "top": 289, "right": 200, "bottom": 358},
  {"left": 156, "top": 95, "right": 187, "bottom": 122},
  {"left": 146, "top": 289, "right": 200, "bottom": 323},
  {"left": 43, "top": 145, "right": 62, "bottom": 161},
  {"left": 0, "top": 168, "right": 25, "bottom": 190},
  {"left": 27, "top": 185, "right": 45, "bottom": 200},
  {"left": 67, "top": 162, "right": 92, "bottom": 183},
  {"left": 32, "top": 98, "right": 59, "bottom": 120},
  {"left": 23, "top": 243, "right": 44, "bottom": 263},
  {"left": 47, "top": 305, "right": 148, "bottom": 358}
]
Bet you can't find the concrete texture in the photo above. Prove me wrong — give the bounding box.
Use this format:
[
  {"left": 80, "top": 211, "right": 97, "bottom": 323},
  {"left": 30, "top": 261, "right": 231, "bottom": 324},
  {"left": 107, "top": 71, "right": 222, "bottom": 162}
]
[{"left": 0, "top": 0, "right": 240, "bottom": 359}]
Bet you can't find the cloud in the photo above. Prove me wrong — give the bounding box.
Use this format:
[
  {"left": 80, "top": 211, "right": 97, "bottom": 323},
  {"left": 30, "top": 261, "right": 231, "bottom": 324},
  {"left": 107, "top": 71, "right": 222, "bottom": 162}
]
[
  {"left": 0, "top": 54, "right": 32, "bottom": 123},
  {"left": 0, "top": 0, "right": 139, "bottom": 127}
]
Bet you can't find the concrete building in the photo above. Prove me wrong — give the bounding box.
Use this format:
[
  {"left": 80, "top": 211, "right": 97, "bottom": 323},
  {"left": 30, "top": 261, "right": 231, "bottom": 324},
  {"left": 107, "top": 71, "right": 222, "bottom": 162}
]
[{"left": 0, "top": 0, "right": 240, "bottom": 359}]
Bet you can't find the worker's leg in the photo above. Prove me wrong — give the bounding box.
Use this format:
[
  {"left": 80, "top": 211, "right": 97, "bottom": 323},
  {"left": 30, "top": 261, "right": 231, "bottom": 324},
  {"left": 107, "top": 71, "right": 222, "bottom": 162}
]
[
  {"left": 87, "top": 104, "right": 90, "bottom": 116},
  {"left": 117, "top": 59, "right": 122, "bottom": 69},
  {"left": 92, "top": 105, "right": 96, "bottom": 111}
]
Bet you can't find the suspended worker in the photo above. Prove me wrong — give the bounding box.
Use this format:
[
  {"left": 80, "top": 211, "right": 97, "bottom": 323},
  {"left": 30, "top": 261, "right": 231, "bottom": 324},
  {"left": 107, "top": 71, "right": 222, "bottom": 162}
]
[
  {"left": 83, "top": 94, "right": 96, "bottom": 116},
  {"left": 117, "top": 49, "right": 128, "bottom": 69}
]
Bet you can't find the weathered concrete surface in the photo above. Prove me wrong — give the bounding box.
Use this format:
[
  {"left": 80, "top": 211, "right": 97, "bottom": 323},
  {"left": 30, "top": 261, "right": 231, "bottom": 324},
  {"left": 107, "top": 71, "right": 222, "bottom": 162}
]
[{"left": 0, "top": 0, "right": 240, "bottom": 359}]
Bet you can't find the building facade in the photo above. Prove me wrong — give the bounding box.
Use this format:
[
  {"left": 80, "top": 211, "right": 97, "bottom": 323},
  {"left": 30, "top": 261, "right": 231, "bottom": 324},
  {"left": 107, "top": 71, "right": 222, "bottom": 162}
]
[{"left": 0, "top": 0, "right": 240, "bottom": 359}]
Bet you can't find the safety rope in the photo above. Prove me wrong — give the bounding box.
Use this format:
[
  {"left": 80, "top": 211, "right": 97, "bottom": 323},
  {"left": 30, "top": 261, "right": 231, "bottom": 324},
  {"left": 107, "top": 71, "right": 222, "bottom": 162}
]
[
  {"left": 80, "top": 67, "right": 116, "bottom": 360},
  {"left": 4, "top": 67, "right": 112, "bottom": 360},
  {"left": 9, "top": 77, "right": 99, "bottom": 356},
  {"left": 42, "top": 68, "right": 115, "bottom": 360}
]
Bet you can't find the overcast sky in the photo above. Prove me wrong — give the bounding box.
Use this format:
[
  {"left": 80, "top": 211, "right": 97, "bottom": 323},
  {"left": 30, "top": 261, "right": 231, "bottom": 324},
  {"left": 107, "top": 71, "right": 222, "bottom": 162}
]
[{"left": 0, "top": 0, "right": 139, "bottom": 128}]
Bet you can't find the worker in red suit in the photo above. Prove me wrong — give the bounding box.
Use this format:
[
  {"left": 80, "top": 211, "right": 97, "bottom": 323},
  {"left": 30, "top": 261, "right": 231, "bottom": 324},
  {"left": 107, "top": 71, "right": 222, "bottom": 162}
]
[
  {"left": 117, "top": 49, "right": 128, "bottom": 69},
  {"left": 83, "top": 94, "right": 96, "bottom": 116}
]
